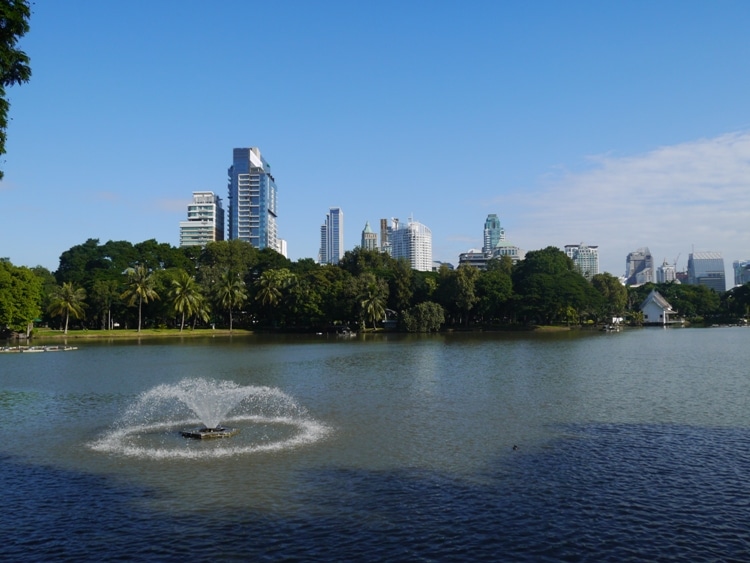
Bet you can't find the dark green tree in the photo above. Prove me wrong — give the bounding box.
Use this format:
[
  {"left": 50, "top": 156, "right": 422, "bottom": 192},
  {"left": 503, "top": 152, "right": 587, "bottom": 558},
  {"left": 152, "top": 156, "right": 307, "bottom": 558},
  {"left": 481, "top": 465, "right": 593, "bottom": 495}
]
[
  {"left": 402, "top": 301, "right": 445, "bottom": 332},
  {"left": 0, "top": 258, "right": 42, "bottom": 333},
  {"left": 0, "top": 0, "right": 31, "bottom": 179}
]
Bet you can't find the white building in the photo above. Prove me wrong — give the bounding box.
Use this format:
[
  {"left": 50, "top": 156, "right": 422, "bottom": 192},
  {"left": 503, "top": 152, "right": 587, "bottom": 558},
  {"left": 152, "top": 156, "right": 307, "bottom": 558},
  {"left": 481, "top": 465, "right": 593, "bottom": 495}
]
[
  {"left": 657, "top": 259, "right": 677, "bottom": 283},
  {"left": 640, "top": 289, "right": 679, "bottom": 326},
  {"left": 390, "top": 217, "right": 432, "bottom": 272},
  {"left": 179, "top": 191, "right": 225, "bottom": 247},
  {"left": 564, "top": 243, "right": 599, "bottom": 280}
]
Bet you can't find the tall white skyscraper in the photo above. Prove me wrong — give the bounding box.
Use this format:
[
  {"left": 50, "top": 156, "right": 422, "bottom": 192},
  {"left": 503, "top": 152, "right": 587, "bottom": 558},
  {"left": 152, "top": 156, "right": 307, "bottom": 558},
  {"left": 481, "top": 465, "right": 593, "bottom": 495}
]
[
  {"left": 390, "top": 217, "right": 432, "bottom": 272},
  {"left": 564, "top": 243, "right": 599, "bottom": 280},
  {"left": 319, "top": 207, "right": 344, "bottom": 264},
  {"left": 179, "top": 191, "right": 225, "bottom": 247}
]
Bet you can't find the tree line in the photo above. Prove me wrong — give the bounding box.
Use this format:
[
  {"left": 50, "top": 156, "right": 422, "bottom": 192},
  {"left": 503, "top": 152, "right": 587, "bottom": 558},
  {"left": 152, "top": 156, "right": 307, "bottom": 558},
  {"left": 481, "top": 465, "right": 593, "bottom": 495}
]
[{"left": 2, "top": 238, "right": 748, "bottom": 336}]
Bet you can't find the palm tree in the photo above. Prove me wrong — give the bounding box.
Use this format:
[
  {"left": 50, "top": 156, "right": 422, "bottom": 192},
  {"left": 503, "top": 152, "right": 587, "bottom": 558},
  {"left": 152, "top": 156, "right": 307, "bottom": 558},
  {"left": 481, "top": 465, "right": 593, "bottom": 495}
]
[
  {"left": 214, "top": 271, "right": 247, "bottom": 332},
  {"left": 120, "top": 264, "right": 159, "bottom": 332},
  {"left": 169, "top": 270, "right": 203, "bottom": 332},
  {"left": 191, "top": 293, "right": 212, "bottom": 330},
  {"left": 255, "top": 268, "right": 294, "bottom": 327},
  {"left": 48, "top": 282, "right": 87, "bottom": 334},
  {"left": 353, "top": 273, "right": 388, "bottom": 331}
]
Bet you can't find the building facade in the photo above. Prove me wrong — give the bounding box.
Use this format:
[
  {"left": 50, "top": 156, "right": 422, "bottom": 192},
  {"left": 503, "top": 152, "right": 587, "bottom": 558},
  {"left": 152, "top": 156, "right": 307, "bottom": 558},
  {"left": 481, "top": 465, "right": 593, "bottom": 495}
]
[
  {"left": 733, "top": 260, "right": 750, "bottom": 286},
  {"left": 564, "top": 243, "right": 599, "bottom": 280},
  {"left": 319, "top": 207, "right": 344, "bottom": 264},
  {"left": 227, "top": 147, "right": 278, "bottom": 250},
  {"left": 179, "top": 191, "right": 225, "bottom": 247},
  {"left": 687, "top": 251, "right": 726, "bottom": 292},
  {"left": 361, "top": 221, "right": 378, "bottom": 251},
  {"left": 389, "top": 217, "right": 432, "bottom": 272},
  {"left": 656, "top": 259, "right": 677, "bottom": 283},
  {"left": 625, "top": 247, "right": 654, "bottom": 285},
  {"left": 482, "top": 214, "right": 506, "bottom": 254}
]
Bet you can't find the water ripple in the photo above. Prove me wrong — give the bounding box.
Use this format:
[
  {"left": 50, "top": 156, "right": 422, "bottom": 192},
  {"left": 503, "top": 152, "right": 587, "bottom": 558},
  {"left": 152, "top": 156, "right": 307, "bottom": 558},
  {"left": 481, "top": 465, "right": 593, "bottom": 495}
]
[{"left": 3, "top": 423, "right": 750, "bottom": 561}]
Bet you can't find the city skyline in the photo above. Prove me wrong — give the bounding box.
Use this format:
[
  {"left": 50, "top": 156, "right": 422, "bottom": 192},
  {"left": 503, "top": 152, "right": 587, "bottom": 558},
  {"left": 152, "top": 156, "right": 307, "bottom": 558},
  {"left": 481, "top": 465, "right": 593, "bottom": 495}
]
[{"left": 2, "top": 2, "right": 750, "bottom": 283}]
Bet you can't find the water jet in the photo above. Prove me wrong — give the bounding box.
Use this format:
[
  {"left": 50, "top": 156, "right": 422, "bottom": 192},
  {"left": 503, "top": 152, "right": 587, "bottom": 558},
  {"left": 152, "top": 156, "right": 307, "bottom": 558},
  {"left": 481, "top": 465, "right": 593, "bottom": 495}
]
[{"left": 90, "top": 377, "right": 330, "bottom": 459}]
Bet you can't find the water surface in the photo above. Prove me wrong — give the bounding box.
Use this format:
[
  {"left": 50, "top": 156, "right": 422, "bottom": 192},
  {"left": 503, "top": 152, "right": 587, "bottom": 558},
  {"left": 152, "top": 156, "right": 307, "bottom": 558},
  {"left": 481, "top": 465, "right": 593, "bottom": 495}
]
[{"left": 1, "top": 328, "right": 748, "bottom": 560}]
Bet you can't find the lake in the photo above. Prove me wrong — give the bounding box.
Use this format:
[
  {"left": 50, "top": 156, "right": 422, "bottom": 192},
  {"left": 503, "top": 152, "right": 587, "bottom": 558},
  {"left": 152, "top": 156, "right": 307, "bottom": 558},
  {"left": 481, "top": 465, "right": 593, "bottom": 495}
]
[{"left": 2, "top": 328, "right": 749, "bottom": 561}]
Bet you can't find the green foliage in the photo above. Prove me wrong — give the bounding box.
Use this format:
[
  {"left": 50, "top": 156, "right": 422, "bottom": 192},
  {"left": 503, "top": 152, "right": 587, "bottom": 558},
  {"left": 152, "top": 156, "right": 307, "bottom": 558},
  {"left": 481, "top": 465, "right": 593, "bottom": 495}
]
[
  {"left": 168, "top": 269, "right": 205, "bottom": 331},
  {"left": 47, "top": 282, "right": 86, "bottom": 334},
  {"left": 511, "top": 247, "right": 598, "bottom": 324},
  {"left": 402, "top": 301, "right": 445, "bottom": 332},
  {"left": 0, "top": 0, "right": 31, "bottom": 179},
  {"left": 121, "top": 264, "right": 160, "bottom": 332},
  {"left": 0, "top": 258, "right": 42, "bottom": 332},
  {"left": 214, "top": 270, "right": 247, "bottom": 332},
  {"left": 592, "top": 273, "right": 627, "bottom": 320}
]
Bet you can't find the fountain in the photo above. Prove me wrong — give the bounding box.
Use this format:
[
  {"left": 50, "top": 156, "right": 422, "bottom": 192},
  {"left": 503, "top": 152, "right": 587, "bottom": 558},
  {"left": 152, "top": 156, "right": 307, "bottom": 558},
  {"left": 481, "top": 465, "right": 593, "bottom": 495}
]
[{"left": 90, "top": 377, "right": 330, "bottom": 459}]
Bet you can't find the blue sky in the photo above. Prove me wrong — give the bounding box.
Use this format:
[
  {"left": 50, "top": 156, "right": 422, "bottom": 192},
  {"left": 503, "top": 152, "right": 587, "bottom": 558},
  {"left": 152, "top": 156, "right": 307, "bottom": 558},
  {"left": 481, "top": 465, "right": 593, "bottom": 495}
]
[{"left": 2, "top": 1, "right": 750, "bottom": 283}]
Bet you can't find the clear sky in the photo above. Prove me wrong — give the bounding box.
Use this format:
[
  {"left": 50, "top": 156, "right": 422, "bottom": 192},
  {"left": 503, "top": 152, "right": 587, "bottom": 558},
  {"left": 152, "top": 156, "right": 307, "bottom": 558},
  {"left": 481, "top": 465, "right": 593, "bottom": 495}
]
[{"left": 2, "top": 1, "right": 749, "bottom": 283}]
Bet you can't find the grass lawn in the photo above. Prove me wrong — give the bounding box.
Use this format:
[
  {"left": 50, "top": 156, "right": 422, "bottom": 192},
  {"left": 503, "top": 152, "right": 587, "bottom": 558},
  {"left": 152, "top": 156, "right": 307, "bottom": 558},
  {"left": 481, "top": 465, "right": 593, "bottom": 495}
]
[{"left": 32, "top": 327, "right": 254, "bottom": 340}]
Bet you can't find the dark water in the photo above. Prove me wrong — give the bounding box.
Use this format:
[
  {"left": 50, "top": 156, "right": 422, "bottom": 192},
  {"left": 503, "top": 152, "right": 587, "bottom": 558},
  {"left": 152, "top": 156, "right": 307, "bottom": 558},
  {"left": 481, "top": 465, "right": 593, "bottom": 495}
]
[{"left": 1, "top": 329, "right": 749, "bottom": 561}]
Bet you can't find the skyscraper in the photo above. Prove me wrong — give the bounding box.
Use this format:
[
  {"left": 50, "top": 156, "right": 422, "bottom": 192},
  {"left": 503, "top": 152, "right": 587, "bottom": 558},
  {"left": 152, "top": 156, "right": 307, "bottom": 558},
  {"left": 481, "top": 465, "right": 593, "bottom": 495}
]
[
  {"left": 227, "top": 147, "right": 278, "bottom": 250},
  {"left": 656, "top": 259, "right": 677, "bottom": 283},
  {"left": 482, "top": 214, "right": 505, "bottom": 254},
  {"left": 319, "top": 207, "right": 344, "bottom": 264},
  {"left": 179, "top": 191, "right": 224, "bottom": 247},
  {"left": 625, "top": 247, "right": 654, "bottom": 285},
  {"left": 361, "top": 221, "right": 377, "bottom": 251},
  {"left": 733, "top": 260, "right": 750, "bottom": 286},
  {"left": 688, "top": 251, "right": 726, "bottom": 292},
  {"left": 390, "top": 217, "right": 432, "bottom": 272},
  {"left": 564, "top": 243, "right": 599, "bottom": 280}
]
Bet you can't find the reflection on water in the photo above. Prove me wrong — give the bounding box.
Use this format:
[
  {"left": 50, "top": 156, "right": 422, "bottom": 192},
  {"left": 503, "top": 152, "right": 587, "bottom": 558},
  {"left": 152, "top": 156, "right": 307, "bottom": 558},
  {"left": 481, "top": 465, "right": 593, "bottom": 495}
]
[{"left": 1, "top": 328, "right": 749, "bottom": 560}]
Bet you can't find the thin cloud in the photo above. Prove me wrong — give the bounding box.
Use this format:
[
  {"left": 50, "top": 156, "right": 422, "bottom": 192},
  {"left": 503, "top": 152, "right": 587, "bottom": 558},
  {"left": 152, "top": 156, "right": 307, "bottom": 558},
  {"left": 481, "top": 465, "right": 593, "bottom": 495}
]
[{"left": 513, "top": 131, "right": 750, "bottom": 275}]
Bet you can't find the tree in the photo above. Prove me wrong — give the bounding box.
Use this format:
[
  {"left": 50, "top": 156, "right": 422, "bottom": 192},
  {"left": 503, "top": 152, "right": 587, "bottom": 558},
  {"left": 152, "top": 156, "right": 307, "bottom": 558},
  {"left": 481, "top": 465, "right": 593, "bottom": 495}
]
[
  {"left": 0, "top": 0, "right": 31, "bottom": 179},
  {"left": 121, "top": 265, "right": 159, "bottom": 332},
  {"left": 254, "top": 268, "right": 294, "bottom": 327},
  {"left": 169, "top": 269, "right": 204, "bottom": 332},
  {"left": 361, "top": 281, "right": 388, "bottom": 330},
  {"left": 350, "top": 273, "right": 388, "bottom": 330},
  {"left": 402, "top": 301, "right": 445, "bottom": 332},
  {"left": 214, "top": 271, "right": 247, "bottom": 332},
  {"left": 47, "top": 282, "right": 86, "bottom": 334},
  {"left": 90, "top": 279, "right": 120, "bottom": 330},
  {"left": 0, "top": 258, "right": 42, "bottom": 333},
  {"left": 592, "top": 273, "right": 627, "bottom": 322}
]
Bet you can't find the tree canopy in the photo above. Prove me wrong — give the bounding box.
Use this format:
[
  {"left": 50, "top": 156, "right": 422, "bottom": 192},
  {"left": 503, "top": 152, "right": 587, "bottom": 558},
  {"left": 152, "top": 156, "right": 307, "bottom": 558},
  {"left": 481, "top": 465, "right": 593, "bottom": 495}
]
[{"left": 0, "top": 0, "right": 31, "bottom": 179}]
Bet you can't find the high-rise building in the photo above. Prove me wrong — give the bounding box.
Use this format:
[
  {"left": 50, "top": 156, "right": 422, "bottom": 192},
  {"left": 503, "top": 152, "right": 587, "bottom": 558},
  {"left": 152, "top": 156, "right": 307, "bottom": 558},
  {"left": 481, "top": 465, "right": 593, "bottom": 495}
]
[
  {"left": 564, "top": 243, "right": 599, "bottom": 280},
  {"left": 318, "top": 207, "right": 344, "bottom": 264},
  {"left": 179, "top": 191, "right": 225, "bottom": 247},
  {"left": 688, "top": 251, "right": 726, "bottom": 292},
  {"left": 361, "top": 221, "right": 378, "bottom": 251},
  {"left": 379, "top": 218, "right": 390, "bottom": 255},
  {"left": 482, "top": 214, "right": 506, "bottom": 254},
  {"left": 390, "top": 217, "right": 432, "bottom": 272},
  {"left": 733, "top": 260, "right": 750, "bottom": 286},
  {"left": 656, "top": 259, "right": 677, "bottom": 283},
  {"left": 227, "top": 147, "right": 277, "bottom": 250},
  {"left": 625, "top": 247, "right": 654, "bottom": 285}
]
